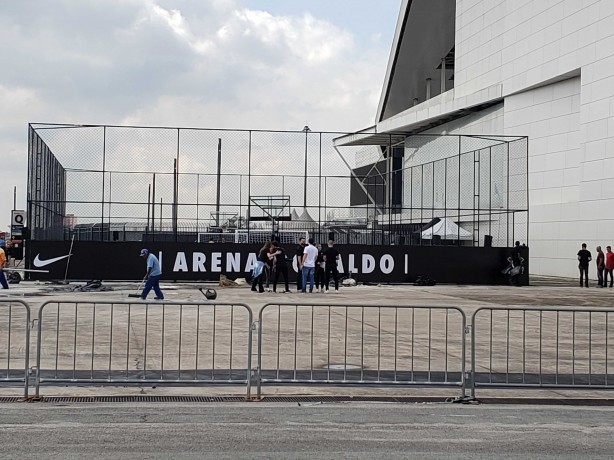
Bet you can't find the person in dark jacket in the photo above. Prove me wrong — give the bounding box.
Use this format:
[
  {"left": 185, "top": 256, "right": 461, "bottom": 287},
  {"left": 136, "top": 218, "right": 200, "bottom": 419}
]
[
  {"left": 251, "top": 242, "right": 272, "bottom": 293},
  {"left": 577, "top": 243, "right": 592, "bottom": 288},
  {"left": 322, "top": 240, "right": 340, "bottom": 292},
  {"left": 596, "top": 246, "right": 605, "bottom": 287},
  {"left": 271, "top": 242, "right": 290, "bottom": 293},
  {"left": 507, "top": 241, "right": 524, "bottom": 287}
]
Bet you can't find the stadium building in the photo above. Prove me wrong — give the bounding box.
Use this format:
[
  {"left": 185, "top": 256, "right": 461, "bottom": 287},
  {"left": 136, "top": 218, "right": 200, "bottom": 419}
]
[{"left": 336, "top": 0, "right": 614, "bottom": 278}]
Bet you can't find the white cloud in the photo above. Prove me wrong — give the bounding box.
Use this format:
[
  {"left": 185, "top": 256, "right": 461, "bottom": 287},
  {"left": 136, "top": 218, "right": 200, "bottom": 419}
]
[{"left": 0, "top": 0, "right": 392, "bottom": 229}]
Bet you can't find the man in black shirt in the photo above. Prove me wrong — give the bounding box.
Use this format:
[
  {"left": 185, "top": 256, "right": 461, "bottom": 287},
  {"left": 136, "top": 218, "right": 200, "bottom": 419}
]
[
  {"left": 271, "top": 242, "right": 290, "bottom": 293},
  {"left": 505, "top": 241, "right": 525, "bottom": 286},
  {"left": 322, "top": 240, "right": 340, "bottom": 292},
  {"left": 577, "top": 243, "right": 592, "bottom": 288},
  {"left": 295, "top": 237, "right": 305, "bottom": 292}
]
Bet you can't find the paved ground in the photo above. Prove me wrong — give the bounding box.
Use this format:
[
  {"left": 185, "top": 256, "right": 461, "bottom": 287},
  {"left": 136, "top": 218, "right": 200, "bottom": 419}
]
[
  {"left": 0, "top": 278, "right": 613, "bottom": 400},
  {"left": 1, "top": 402, "right": 614, "bottom": 459},
  {"left": 2, "top": 281, "right": 614, "bottom": 458}
]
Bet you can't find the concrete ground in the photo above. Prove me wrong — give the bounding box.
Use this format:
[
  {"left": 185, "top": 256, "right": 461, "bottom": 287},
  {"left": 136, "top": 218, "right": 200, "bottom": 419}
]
[
  {"left": 1, "top": 402, "right": 614, "bottom": 459},
  {"left": 2, "top": 280, "right": 614, "bottom": 459},
  {"left": 0, "top": 277, "right": 613, "bottom": 400}
]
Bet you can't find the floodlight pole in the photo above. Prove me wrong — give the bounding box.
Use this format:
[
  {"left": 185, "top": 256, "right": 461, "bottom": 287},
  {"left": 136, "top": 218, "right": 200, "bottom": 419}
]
[
  {"left": 216, "top": 138, "right": 222, "bottom": 227},
  {"left": 303, "top": 125, "right": 310, "bottom": 209}
]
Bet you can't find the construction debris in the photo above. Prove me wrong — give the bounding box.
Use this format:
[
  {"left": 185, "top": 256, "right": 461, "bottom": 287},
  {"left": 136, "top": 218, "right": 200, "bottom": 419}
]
[{"left": 219, "top": 274, "right": 239, "bottom": 287}]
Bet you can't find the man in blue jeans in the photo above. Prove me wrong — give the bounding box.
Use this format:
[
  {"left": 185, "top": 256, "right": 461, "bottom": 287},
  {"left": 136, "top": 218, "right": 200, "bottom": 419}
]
[
  {"left": 301, "top": 238, "right": 318, "bottom": 293},
  {"left": 139, "top": 248, "right": 164, "bottom": 300}
]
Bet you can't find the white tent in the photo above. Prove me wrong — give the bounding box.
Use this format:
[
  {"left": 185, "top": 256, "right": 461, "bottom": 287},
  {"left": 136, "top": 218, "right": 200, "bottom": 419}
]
[
  {"left": 421, "top": 218, "right": 472, "bottom": 240},
  {"left": 285, "top": 208, "right": 316, "bottom": 230},
  {"left": 298, "top": 209, "right": 315, "bottom": 224}
]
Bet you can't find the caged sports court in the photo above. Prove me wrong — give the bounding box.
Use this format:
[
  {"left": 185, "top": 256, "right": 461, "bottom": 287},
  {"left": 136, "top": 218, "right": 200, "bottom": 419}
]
[{"left": 25, "top": 123, "right": 529, "bottom": 283}]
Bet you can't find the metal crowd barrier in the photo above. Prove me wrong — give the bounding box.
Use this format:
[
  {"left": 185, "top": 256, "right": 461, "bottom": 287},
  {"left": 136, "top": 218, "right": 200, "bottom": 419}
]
[
  {"left": 256, "top": 303, "right": 468, "bottom": 399},
  {"left": 471, "top": 306, "right": 614, "bottom": 398},
  {"left": 34, "top": 301, "right": 254, "bottom": 398},
  {"left": 0, "top": 299, "right": 31, "bottom": 397}
]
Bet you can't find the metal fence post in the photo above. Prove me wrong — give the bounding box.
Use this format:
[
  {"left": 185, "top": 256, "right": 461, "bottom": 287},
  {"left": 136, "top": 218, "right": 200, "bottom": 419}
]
[{"left": 0, "top": 299, "right": 31, "bottom": 398}]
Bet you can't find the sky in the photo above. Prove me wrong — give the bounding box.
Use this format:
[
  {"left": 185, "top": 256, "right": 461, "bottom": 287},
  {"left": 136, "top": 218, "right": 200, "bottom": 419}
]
[{"left": 0, "top": 0, "right": 401, "bottom": 232}]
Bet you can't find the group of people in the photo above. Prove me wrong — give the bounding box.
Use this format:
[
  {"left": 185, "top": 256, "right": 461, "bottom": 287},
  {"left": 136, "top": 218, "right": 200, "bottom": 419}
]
[
  {"left": 577, "top": 244, "right": 614, "bottom": 288},
  {"left": 251, "top": 237, "right": 340, "bottom": 294}
]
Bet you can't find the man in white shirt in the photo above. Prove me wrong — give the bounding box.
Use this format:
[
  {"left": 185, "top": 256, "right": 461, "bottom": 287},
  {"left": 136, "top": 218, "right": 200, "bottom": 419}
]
[{"left": 301, "top": 238, "right": 318, "bottom": 293}]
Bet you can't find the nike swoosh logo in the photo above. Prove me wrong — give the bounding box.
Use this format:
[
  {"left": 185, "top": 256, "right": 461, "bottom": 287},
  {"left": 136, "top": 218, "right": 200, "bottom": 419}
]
[{"left": 33, "top": 253, "right": 72, "bottom": 267}]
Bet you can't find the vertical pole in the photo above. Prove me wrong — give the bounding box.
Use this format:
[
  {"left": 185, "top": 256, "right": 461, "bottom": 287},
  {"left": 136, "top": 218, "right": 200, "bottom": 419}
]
[
  {"left": 248, "top": 131, "right": 252, "bottom": 240},
  {"left": 473, "top": 150, "right": 477, "bottom": 247},
  {"left": 444, "top": 157, "right": 447, "bottom": 237},
  {"left": 420, "top": 164, "right": 424, "bottom": 245},
  {"left": 324, "top": 176, "right": 328, "bottom": 233},
  {"left": 146, "top": 184, "right": 151, "bottom": 236},
  {"left": 101, "top": 126, "right": 106, "bottom": 242},
  {"left": 387, "top": 142, "right": 392, "bottom": 244},
  {"left": 410, "top": 162, "right": 413, "bottom": 240},
  {"left": 507, "top": 142, "right": 510, "bottom": 247},
  {"left": 238, "top": 175, "right": 242, "bottom": 229},
  {"left": 151, "top": 173, "right": 156, "bottom": 241},
  {"left": 216, "top": 138, "right": 222, "bottom": 227},
  {"left": 489, "top": 147, "right": 492, "bottom": 242},
  {"left": 173, "top": 159, "right": 177, "bottom": 241},
  {"left": 13, "top": 186, "right": 16, "bottom": 212},
  {"left": 432, "top": 160, "right": 435, "bottom": 233},
  {"left": 303, "top": 126, "right": 310, "bottom": 209},
  {"left": 426, "top": 78, "right": 432, "bottom": 100},
  {"left": 175, "top": 129, "right": 180, "bottom": 243},
  {"left": 196, "top": 174, "right": 200, "bottom": 234},
  {"left": 108, "top": 172, "right": 113, "bottom": 240},
  {"left": 458, "top": 136, "right": 461, "bottom": 246},
  {"left": 525, "top": 137, "right": 530, "bottom": 247},
  {"left": 27, "top": 125, "right": 32, "bottom": 247},
  {"left": 318, "top": 132, "right": 322, "bottom": 228}
]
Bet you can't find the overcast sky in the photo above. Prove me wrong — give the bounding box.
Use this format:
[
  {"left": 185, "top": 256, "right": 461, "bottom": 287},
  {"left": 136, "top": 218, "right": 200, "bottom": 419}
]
[{"left": 0, "top": 0, "right": 400, "bottom": 232}]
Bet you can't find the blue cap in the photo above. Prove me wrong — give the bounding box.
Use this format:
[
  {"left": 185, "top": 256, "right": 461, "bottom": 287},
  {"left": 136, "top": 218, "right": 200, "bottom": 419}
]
[{"left": 140, "top": 248, "right": 149, "bottom": 256}]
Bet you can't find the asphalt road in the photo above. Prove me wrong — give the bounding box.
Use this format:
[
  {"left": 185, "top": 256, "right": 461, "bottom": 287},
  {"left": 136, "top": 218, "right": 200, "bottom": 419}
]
[{"left": 1, "top": 402, "right": 613, "bottom": 459}]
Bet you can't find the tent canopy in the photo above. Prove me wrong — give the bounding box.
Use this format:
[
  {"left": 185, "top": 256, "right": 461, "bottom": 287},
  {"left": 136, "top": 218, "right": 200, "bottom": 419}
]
[{"left": 421, "top": 218, "right": 472, "bottom": 240}]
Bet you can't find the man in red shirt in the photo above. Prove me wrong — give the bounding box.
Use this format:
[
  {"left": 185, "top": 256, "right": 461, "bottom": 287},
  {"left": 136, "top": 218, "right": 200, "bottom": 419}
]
[{"left": 605, "top": 246, "right": 614, "bottom": 288}]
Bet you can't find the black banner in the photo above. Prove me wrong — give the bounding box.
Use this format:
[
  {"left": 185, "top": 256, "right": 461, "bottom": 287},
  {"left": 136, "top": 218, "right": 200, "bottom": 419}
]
[{"left": 25, "top": 241, "right": 529, "bottom": 285}]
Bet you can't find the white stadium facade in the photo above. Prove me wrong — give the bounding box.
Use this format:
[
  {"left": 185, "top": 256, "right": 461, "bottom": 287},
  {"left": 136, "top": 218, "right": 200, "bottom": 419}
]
[{"left": 337, "top": 0, "right": 614, "bottom": 279}]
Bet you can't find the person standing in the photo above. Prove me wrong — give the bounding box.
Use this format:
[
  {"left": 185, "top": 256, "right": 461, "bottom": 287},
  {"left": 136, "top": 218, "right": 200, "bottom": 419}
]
[
  {"left": 322, "top": 239, "right": 340, "bottom": 292},
  {"left": 507, "top": 241, "right": 524, "bottom": 287},
  {"left": 0, "top": 245, "right": 9, "bottom": 290},
  {"left": 271, "top": 242, "right": 290, "bottom": 293},
  {"left": 577, "top": 243, "right": 592, "bottom": 288},
  {"left": 605, "top": 245, "right": 614, "bottom": 288},
  {"left": 3, "top": 241, "right": 13, "bottom": 268},
  {"left": 295, "top": 236, "right": 306, "bottom": 291},
  {"left": 314, "top": 243, "right": 326, "bottom": 293},
  {"left": 251, "top": 242, "right": 271, "bottom": 293},
  {"left": 139, "top": 248, "right": 164, "bottom": 300},
  {"left": 301, "top": 238, "right": 318, "bottom": 293},
  {"left": 264, "top": 242, "right": 275, "bottom": 292},
  {"left": 596, "top": 246, "right": 605, "bottom": 287}
]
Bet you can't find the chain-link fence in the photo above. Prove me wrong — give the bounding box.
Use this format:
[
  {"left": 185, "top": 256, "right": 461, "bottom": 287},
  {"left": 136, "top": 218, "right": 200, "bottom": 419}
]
[{"left": 28, "top": 124, "right": 528, "bottom": 247}]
